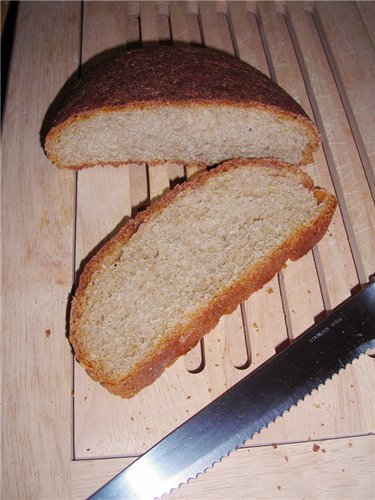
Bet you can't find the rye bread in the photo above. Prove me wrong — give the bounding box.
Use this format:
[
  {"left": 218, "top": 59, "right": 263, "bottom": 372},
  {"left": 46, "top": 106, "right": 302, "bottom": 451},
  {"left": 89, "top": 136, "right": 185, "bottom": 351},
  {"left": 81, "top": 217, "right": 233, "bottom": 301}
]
[
  {"left": 70, "top": 158, "right": 336, "bottom": 398},
  {"left": 44, "top": 45, "right": 321, "bottom": 170}
]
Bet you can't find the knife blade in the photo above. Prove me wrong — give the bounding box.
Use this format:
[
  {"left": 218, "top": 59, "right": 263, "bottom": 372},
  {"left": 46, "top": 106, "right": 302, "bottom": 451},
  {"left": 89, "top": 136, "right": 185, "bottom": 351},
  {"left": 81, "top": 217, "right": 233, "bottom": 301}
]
[{"left": 89, "top": 279, "right": 375, "bottom": 500}]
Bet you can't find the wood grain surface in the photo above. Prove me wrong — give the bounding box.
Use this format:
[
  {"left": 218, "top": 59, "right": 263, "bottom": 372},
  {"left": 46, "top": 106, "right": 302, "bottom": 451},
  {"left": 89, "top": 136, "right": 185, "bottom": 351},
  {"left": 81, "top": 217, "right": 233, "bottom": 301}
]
[{"left": 1, "top": 1, "right": 374, "bottom": 499}]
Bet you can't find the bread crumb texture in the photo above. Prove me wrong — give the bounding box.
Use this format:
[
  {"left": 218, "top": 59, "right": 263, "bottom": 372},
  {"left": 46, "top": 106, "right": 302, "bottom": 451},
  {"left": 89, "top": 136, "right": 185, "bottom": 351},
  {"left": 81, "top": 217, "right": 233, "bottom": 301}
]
[
  {"left": 70, "top": 159, "right": 336, "bottom": 397},
  {"left": 47, "top": 106, "right": 313, "bottom": 168}
]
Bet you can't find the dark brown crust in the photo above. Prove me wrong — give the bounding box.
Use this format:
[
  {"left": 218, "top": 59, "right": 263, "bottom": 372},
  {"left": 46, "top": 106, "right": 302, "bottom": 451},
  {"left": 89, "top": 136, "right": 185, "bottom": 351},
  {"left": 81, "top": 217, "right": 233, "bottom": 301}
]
[
  {"left": 45, "top": 46, "right": 321, "bottom": 169},
  {"left": 70, "top": 158, "right": 337, "bottom": 398},
  {"left": 52, "top": 46, "right": 311, "bottom": 125}
]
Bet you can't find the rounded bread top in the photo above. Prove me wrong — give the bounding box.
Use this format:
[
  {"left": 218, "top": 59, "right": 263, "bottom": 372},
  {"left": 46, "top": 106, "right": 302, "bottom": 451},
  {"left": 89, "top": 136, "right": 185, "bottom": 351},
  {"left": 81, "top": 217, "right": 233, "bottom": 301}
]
[{"left": 51, "top": 45, "right": 310, "bottom": 128}]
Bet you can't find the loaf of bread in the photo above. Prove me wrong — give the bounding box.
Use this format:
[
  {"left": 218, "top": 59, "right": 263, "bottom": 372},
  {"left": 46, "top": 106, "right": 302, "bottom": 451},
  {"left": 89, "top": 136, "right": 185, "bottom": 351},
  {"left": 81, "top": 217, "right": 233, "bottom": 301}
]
[
  {"left": 44, "top": 45, "right": 320, "bottom": 170},
  {"left": 70, "top": 158, "right": 336, "bottom": 397}
]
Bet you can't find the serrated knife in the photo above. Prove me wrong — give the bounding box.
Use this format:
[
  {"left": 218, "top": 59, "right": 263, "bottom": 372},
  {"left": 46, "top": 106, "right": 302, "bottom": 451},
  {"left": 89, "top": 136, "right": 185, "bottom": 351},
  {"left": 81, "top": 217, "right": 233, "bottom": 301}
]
[{"left": 89, "top": 279, "right": 375, "bottom": 500}]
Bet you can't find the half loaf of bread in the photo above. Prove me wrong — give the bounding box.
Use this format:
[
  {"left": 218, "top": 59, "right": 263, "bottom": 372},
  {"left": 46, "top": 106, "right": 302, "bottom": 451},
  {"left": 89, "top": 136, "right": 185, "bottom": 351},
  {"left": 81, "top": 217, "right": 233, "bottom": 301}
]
[
  {"left": 45, "top": 45, "right": 320, "bottom": 170},
  {"left": 70, "top": 158, "right": 336, "bottom": 397}
]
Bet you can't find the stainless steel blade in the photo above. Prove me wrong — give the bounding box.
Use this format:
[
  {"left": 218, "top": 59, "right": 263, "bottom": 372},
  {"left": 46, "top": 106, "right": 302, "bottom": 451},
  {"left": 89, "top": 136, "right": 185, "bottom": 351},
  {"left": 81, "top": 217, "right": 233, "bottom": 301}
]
[{"left": 89, "top": 280, "right": 375, "bottom": 500}]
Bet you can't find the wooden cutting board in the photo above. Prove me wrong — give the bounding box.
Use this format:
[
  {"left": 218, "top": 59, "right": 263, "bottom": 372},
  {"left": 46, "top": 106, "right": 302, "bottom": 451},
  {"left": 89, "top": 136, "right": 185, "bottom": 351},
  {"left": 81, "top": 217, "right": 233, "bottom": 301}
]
[{"left": 2, "top": 2, "right": 374, "bottom": 499}]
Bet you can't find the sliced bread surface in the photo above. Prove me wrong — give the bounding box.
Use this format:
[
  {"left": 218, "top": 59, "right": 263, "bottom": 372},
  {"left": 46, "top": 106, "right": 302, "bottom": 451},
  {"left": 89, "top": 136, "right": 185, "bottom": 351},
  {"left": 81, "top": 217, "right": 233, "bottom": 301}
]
[
  {"left": 44, "top": 45, "right": 320, "bottom": 170},
  {"left": 70, "top": 158, "right": 337, "bottom": 398}
]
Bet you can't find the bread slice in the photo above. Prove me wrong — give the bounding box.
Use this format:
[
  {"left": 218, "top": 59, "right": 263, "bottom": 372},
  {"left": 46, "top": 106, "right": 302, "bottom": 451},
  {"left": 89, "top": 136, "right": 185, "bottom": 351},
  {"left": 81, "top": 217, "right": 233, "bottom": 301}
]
[
  {"left": 45, "top": 45, "right": 320, "bottom": 170},
  {"left": 70, "top": 158, "right": 336, "bottom": 397}
]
